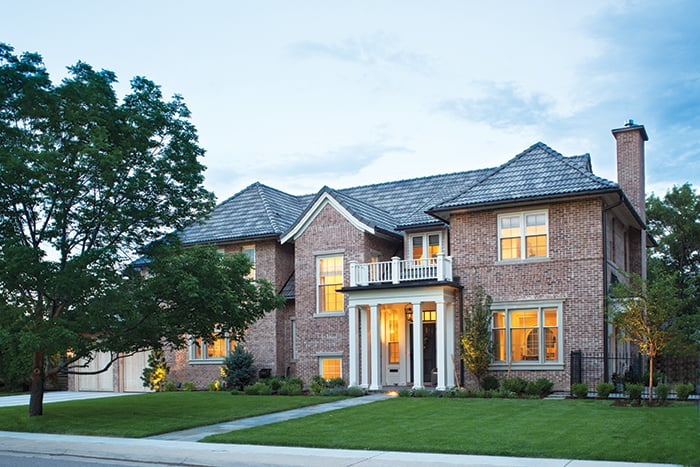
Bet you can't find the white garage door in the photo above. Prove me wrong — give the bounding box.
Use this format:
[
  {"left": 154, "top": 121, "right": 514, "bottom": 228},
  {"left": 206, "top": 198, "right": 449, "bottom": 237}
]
[
  {"left": 76, "top": 352, "right": 114, "bottom": 391},
  {"left": 122, "top": 351, "right": 152, "bottom": 392}
]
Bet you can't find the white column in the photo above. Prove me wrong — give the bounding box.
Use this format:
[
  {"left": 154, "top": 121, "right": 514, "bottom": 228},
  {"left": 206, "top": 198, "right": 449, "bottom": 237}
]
[
  {"left": 369, "top": 304, "right": 382, "bottom": 390},
  {"left": 436, "top": 300, "right": 447, "bottom": 390},
  {"left": 445, "top": 301, "right": 455, "bottom": 388},
  {"left": 412, "top": 302, "right": 423, "bottom": 390},
  {"left": 348, "top": 304, "right": 359, "bottom": 387},
  {"left": 360, "top": 306, "right": 369, "bottom": 388}
]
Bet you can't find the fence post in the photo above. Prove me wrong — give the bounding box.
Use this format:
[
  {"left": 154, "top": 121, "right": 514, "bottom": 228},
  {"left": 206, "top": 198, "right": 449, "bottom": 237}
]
[{"left": 570, "top": 350, "right": 582, "bottom": 386}]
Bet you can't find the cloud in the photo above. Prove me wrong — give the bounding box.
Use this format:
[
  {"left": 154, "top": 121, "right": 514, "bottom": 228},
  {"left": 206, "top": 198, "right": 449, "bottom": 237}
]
[
  {"left": 289, "top": 33, "right": 432, "bottom": 74},
  {"left": 436, "top": 82, "right": 555, "bottom": 129}
]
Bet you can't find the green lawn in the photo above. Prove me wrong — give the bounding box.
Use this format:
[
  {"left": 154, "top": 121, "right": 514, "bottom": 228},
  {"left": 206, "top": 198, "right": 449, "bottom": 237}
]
[
  {"left": 204, "top": 397, "right": 700, "bottom": 465},
  {"left": 0, "top": 392, "right": 343, "bottom": 438}
]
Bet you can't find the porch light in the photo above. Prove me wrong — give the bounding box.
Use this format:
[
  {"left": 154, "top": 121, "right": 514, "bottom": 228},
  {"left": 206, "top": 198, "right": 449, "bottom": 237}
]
[{"left": 404, "top": 304, "right": 413, "bottom": 322}]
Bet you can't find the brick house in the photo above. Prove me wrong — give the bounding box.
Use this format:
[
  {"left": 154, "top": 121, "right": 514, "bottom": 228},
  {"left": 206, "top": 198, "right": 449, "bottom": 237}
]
[{"left": 69, "top": 122, "right": 648, "bottom": 392}]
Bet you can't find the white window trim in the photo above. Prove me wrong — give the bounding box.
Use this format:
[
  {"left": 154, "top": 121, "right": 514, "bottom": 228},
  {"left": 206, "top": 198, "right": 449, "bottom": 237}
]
[
  {"left": 490, "top": 300, "right": 563, "bottom": 369},
  {"left": 316, "top": 254, "right": 344, "bottom": 315},
  {"left": 408, "top": 231, "right": 444, "bottom": 261},
  {"left": 497, "top": 209, "right": 549, "bottom": 262},
  {"left": 189, "top": 333, "right": 236, "bottom": 364}
]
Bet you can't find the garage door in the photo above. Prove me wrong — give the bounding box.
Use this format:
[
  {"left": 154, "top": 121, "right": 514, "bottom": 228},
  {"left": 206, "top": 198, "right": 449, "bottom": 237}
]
[
  {"left": 122, "top": 351, "right": 152, "bottom": 392},
  {"left": 76, "top": 352, "right": 114, "bottom": 391}
]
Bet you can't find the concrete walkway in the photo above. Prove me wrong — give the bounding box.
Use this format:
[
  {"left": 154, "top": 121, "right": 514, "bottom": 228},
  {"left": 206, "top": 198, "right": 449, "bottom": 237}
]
[
  {"left": 0, "top": 391, "right": 140, "bottom": 408},
  {"left": 150, "top": 393, "right": 391, "bottom": 441}
]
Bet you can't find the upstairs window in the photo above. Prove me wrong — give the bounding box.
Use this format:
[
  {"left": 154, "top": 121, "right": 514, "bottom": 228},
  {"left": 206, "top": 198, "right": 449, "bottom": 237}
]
[
  {"left": 498, "top": 211, "right": 548, "bottom": 261},
  {"left": 242, "top": 245, "right": 255, "bottom": 279},
  {"left": 317, "top": 255, "right": 343, "bottom": 313},
  {"left": 409, "top": 233, "right": 442, "bottom": 263}
]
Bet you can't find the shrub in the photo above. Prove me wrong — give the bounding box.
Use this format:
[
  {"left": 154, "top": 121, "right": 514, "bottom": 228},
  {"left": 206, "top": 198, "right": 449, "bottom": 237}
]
[
  {"left": 571, "top": 383, "right": 588, "bottom": 398},
  {"left": 534, "top": 378, "right": 554, "bottom": 396},
  {"left": 346, "top": 386, "right": 366, "bottom": 397},
  {"left": 429, "top": 390, "right": 444, "bottom": 397},
  {"left": 243, "top": 384, "right": 259, "bottom": 395},
  {"left": 310, "top": 375, "right": 327, "bottom": 395},
  {"left": 321, "top": 387, "right": 347, "bottom": 396},
  {"left": 411, "top": 388, "right": 431, "bottom": 398},
  {"left": 141, "top": 349, "right": 170, "bottom": 391},
  {"left": 625, "top": 383, "right": 644, "bottom": 402},
  {"left": 162, "top": 380, "right": 178, "bottom": 392},
  {"left": 182, "top": 381, "right": 196, "bottom": 392},
  {"left": 397, "top": 389, "right": 412, "bottom": 397},
  {"left": 481, "top": 375, "right": 499, "bottom": 391},
  {"left": 655, "top": 383, "right": 670, "bottom": 402},
  {"left": 266, "top": 376, "right": 283, "bottom": 392},
  {"left": 502, "top": 377, "right": 528, "bottom": 395},
  {"left": 222, "top": 343, "right": 257, "bottom": 391},
  {"left": 525, "top": 381, "right": 539, "bottom": 396},
  {"left": 286, "top": 377, "right": 304, "bottom": 387},
  {"left": 208, "top": 381, "right": 221, "bottom": 391},
  {"left": 454, "top": 388, "right": 471, "bottom": 398},
  {"left": 328, "top": 377, "right": 346, "bottom": 388},
  {"left": 595, "top": 382, "right": 615, "bottom": 399},
  {"left": 675, "top": 383, "right": 693, "bottom": 401},
  {"left": 278, "top": 381, "right": 302, "bottom": 395}
]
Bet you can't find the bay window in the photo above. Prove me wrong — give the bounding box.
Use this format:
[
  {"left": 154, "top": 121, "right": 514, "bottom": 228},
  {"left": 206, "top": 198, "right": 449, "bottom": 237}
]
[
  {"left": 492, "top": 303, "right": 560, "bottom": 365},
  {"left": 191, "top": 333, "right": 236, "bottom": 362}
]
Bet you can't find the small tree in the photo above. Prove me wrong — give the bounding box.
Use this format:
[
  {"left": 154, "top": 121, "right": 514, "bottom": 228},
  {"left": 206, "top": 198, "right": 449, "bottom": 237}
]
[
  {"left": 610, "top": 273, "right": 680, "bottom": 403},
  {"left": 222, "top": 343, "right": 256, "bottom": 390},
  {"left": 141, "top": 349, "right": 169, "bottom": 391},
  {"left": 460, "top": 285, "right": 494, "bottom": 388}
]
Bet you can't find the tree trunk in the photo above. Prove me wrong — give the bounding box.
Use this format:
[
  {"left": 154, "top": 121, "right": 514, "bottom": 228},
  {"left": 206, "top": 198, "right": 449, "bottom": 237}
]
[
  {"left": 28, "top": 351, "right": 45, "bottom": 417},
  {"left": 648, "top": 358, "right": 654, "bottom": 404}
]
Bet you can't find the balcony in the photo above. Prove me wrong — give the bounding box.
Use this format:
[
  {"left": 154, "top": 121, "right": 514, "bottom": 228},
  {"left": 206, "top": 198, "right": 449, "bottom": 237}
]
[{"left": 349, "top": 254, "right": 453, "bottom": 287}]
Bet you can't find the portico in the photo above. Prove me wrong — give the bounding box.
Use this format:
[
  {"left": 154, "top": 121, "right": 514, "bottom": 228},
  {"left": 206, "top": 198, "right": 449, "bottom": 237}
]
[{"left": 345, "top": 285, "right": 458, "bottom": 391}]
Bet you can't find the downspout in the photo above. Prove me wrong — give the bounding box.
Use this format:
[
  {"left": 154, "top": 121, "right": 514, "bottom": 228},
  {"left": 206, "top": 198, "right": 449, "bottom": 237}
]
[{"left": 602, "top": 195, "right": 624, "bottom": 382}]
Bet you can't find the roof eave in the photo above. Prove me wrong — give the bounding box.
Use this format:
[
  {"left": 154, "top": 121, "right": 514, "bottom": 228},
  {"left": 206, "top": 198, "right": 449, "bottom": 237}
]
[{"left": 427, "top": 188, "right": 622, "bottom": 217}]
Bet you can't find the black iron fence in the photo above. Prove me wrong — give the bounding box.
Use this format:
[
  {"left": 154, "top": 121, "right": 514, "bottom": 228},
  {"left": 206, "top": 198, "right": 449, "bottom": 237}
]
[{"left": 570, "top": 350, "right": 698, "bottom": 392}]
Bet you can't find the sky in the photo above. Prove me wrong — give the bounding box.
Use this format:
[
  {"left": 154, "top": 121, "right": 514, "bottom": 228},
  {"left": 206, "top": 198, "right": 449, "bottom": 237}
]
[{"left": 2, "top": 1, "right": 699, "bottom": 203}]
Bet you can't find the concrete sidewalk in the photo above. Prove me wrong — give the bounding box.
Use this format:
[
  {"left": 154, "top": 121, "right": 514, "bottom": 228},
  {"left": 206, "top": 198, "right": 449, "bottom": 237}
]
[
  {"left": 0, "top": 391, "right": 140, "bottom": 408},
  {"left": 0, "top": 431, "right": 678, "bottom": 467}
]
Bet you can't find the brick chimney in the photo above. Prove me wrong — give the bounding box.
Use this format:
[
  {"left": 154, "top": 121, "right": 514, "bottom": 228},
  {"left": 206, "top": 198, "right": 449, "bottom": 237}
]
[{"left": 612, "top": 120, "right": 648, "bottom": 223}]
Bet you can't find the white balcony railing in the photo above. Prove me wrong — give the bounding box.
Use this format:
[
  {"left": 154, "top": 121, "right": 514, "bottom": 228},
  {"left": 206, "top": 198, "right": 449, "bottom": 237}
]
[{"left": 349, "top": 254, "right": 453, "bottom": 287}]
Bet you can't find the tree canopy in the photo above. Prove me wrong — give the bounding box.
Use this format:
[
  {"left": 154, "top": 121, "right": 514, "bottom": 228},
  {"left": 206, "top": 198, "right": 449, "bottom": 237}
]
[
  {"left": 646, "top": 183, "right": 700, "bottom": 355},
  {"left": 0, "top": 43, "right": 284, "bottom": 415}
]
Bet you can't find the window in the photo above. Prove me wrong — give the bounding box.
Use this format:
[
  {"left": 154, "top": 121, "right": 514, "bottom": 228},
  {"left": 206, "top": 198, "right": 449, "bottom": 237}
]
[
  {"left": 388, "top": 309, "right": 399, "bottom": 364},
  {"left": 242, "top": 245, "right": 255, "bottom": 279},
  {"left": 191, "top": 333, "right": 236, "bottom": 362},
  {"left": 492, "top": 304, "right": 560, "bottom": 365},
  {"left": 409, "top": 233, "right": 442, "bottom": 262},
  {"left": 320, "top": 357, "right": 342, "bottom": 379},
  {"left": 317, "top": 255, "right": 343, "bottom": 313},
  {"left": 498, "top": 211, "right": 548, "bottom": 260}
]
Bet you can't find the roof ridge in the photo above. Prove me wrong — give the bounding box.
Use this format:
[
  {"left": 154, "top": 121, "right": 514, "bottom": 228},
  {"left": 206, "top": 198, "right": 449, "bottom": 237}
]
[
  {"left": 550, "top": 148, "right": 617, "bottom": 187},
  {"left": 434, "top": 142, "right": 547, "bottom": 209},
  {"left": 336, "top": 166, "right": 496, "bottom": 195},
  {"left": 254, "top": 182, "right": 282, "bottom": 233}
]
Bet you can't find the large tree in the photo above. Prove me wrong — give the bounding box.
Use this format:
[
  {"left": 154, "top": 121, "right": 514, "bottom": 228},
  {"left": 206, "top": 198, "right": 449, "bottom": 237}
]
[
  {"left": 646, "top": 183, "right": 700, "bottom": 355},
  {"left": 0, "top": 44, "right": 284, "bottom": 416}
]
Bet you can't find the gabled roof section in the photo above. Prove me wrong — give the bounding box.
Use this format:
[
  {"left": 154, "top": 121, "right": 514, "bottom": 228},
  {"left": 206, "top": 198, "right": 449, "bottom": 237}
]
[
  {"left": 429, "top": 143, "right": 618, "bottom": 214},
  {"left": 280, "top": 186, "right": 401, "bottom": 243},
  {"left": 179, "top": 182, "right": 311, "bottom": 245}
]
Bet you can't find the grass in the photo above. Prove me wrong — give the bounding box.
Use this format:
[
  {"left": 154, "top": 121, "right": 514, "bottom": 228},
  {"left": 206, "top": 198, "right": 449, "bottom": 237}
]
[
  {"left": 203, "top": 397, "right": 700, "bottom": 465},
  {"left": 0, "top": 392, "right": 343, "bottom": 438}
]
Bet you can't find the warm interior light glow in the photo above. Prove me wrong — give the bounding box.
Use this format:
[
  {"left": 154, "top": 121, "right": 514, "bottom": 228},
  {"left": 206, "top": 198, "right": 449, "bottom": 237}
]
[{"left": 387, "top": 390, "right": 399, "bottom": 397}]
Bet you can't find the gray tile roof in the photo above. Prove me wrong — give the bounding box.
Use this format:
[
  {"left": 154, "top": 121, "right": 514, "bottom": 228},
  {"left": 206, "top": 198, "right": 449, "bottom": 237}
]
[
  {"left": 430, "top": 143, "right": 617, "bottom": 212},
  {"left": 179, "top": 142, "right": 619, "bottom": 245}
]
